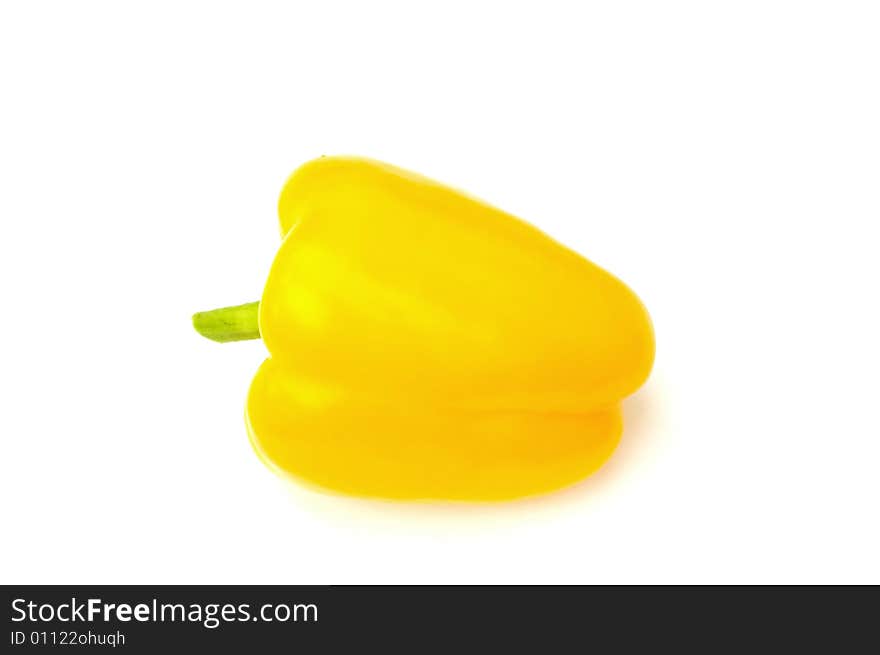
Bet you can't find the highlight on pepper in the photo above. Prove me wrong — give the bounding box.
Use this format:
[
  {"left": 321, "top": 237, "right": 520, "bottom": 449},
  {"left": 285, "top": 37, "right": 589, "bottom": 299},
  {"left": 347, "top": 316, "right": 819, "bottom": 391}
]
[{"left": 193, "top": 156, "right": 655, "bottom": 501}]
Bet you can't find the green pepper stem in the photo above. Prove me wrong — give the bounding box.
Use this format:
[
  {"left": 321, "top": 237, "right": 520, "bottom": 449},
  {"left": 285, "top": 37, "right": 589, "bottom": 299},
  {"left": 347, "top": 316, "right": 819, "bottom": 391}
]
[{"left": 192, "top": 301, "right": 261, "bottom": 343}]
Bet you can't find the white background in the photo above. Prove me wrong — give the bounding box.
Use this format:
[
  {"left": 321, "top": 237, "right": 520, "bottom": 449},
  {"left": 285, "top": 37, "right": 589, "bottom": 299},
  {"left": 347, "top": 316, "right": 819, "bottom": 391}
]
[{"left": 1, "top": 1, "right": 878, "bottom": 584}]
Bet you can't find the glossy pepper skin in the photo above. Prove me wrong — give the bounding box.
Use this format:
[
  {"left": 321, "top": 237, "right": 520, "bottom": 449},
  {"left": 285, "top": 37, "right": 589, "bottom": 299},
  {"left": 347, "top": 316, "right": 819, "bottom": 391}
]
[{"left": 196, "top": 156, "right": 654, "bottom": 501}]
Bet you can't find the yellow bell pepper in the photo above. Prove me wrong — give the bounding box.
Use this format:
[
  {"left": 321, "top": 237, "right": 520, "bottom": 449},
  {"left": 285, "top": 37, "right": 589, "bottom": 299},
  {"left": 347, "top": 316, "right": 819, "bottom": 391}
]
[{"left": 193, "top": 156, "right": 654, "bottom": 501}]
